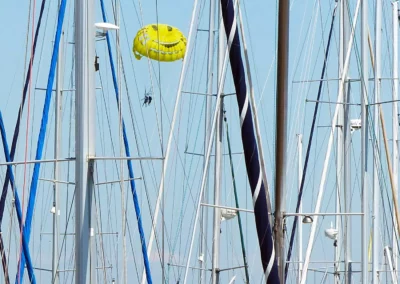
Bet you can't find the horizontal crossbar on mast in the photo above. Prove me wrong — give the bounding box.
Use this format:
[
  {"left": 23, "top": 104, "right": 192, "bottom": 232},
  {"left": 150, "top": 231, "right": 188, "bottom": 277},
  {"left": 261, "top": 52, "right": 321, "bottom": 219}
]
[{"left": 201, "top": 203, "right": 253, "bottom": 213}]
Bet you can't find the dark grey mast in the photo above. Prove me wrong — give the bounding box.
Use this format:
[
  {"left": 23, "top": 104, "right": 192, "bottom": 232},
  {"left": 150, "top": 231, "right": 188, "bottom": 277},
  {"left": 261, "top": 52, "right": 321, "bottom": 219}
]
[{"left": 274, "top": 0, "right": 289, "bottom": 282}]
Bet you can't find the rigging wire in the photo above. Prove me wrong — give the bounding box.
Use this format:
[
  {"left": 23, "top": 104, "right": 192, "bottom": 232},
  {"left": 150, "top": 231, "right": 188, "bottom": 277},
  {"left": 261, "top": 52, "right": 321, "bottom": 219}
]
[
  {"left": 98, "top": 66, "right": 138, "bottom": 283},
  {"left": 122, "top": 1, "right": 222, "bottom": 280},
  {"left": 224, "top": 110, "right": 250, "bottom": 283},
  {"left": 18, "top": 0, "right": 37, "bottom": 281},
  {"left": 119, "top": 0, "right": 169, "bottom": 278},
  {"left": 0, "top": 0, "right": 48, "bottom": 281},
  {"left": 0, "top": 114, "right": 37, "bottom": 283},
  {"left": 0, "top": 0, "right": 47, "bottom": 255},
  {"left": 16, "top": 0, "right": 67, "bottom": 281},
  {"left": 97, "top": 42, "right": 135, "bottom": 283},
  {"left": 98, "top": 66, "right": 126, "bottom": 283},
  {"left": 351, "top": 0, "right": 400, "bottom": 260},
  {"left": 62, "top": 43, "right": 75, "bottom": 284},
  {"left": 119, "top": 4, "right": 170, "bottom": 264},
  {"left": 110, "top": 0, "right": 128, "bottom": 282},
  {"left": 153, "top": 0, "right": 167, "bottom": 280},
  {"left": 284, "top": 4, "right": 337, "bottom": 279},
  {"left": 99, "top": 0, "right": 153, "bottom": 282}
]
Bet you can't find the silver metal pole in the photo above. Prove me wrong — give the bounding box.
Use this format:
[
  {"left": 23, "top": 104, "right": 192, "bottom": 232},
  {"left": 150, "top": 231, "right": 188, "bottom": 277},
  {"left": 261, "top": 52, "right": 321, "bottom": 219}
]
[
  {"left": 201, "top": 0, "right": 216, "bottom": 281},
  {"left": 52, "top": 2, "right": 64, "bottom": 282},
  {"left": 342, "top": 0, "right": 352, "bottom": 281},
  {"left": 142, "top": 3, "right": 201, "bottom": 282},
  {"left": 299, "top": 2, "right": 360, "bottom": 282},
  {"left": 218, "top": 2, "right": 224, "bottom": 82},
  {"left": 74, "top": 0, "right": 96, "bottom": 282},
  {"left": 337, "top": 2, "right": 346, "bottom": 282},
  {"left": 211, "top": 3, "right": 224, "bottom": 284},
  {"left": 211, "top": 96, "right": 223, "bottom": 284},
  {"left": 183, "top": 3, "right": 237, "bottom": 279},
  {"left": 373, "top": 0, "right": 382, "bottom": 283},
  {"left": 115, "top": 1, "right": 127, "bottom": 283},
  {"left": 361, "top": 0, "right": 369, "bottom": 281},
  {"left": 297, "top": 134, "right": 303, "bottom": 284},
  {"left": 384, "top": 246, "right": 398, "bottom": 283},
  {"left": 392, "top": 1, "right": 399, "bottom": 277}
]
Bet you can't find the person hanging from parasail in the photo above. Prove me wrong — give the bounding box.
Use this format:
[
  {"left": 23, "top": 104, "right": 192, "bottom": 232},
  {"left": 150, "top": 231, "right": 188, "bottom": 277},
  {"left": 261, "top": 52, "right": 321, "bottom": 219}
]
[{"left": 142, "top": 89, "right": 152, "bottom": 106}]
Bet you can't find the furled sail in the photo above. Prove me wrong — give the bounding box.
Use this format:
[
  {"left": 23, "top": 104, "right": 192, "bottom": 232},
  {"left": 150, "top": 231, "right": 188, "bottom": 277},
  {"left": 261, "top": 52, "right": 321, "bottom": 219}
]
[{"left": 220, "top": 0, "right": 280, "bottom": 282}]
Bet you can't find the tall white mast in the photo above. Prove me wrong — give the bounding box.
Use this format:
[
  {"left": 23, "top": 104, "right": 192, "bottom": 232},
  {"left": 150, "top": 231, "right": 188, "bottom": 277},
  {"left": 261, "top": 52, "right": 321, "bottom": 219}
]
[
  {"left": 114, "top": 0, "right": 127, "bottom": 283},
  {"left": 336, "top": 1, "right": 343, "bottom": 283},
  {"left": 297, "top": 134, "right": 303, "bottom": 284},
  {"left": 202, "top": 0, "right": 216, "bottom": 280},
  {"left": 360, "top": 0, "right": 369, "bottom": 281},
  {"left": 211, "top": 3, "right": 225, "bottom": 282},
  {"left": 141, "top": 0, "right": 201, "bottom": 282},
  {"left": 52, "top": 0, "right": 64, "bottom": 282},
  {"left": 208, "top": 0, "right": 221, "bottom": 282},
  {"left": 392, "top": 0, "right": 399, "bottom": 276},
  {"left": 74, "top": 0, "right": 96, "bottom": 282},
  {"left": 373, "top": 0, "right": 382, "bottom": 283},
  {"left": 211, "top": 92, "right": 223, "bottom": 284},
  {"left": 299, "top": 2, "right": 360, "bottom": 282},
  {"left": 338, "top": 1, "right": 351, "bottom": 282},
  {"left": 341, "top": 1, "right": 352, "bottom": 282}
]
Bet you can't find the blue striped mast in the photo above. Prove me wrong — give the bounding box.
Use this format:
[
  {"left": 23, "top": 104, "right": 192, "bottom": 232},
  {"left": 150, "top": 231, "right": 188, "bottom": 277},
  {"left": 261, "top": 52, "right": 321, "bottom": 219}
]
[{"left": 219, "top": 0, "right": 280, "bottom": 282}]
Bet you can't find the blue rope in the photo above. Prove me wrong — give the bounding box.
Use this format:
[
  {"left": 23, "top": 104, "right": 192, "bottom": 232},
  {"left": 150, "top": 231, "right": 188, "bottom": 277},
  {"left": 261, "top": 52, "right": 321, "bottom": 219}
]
[
  {"left": 17, "top": 0, "right": 67, "bottom": 282},
  {"left": 99, "top": 1, "right": 153, "bottom": 283},
  {"left": 0, "top": 113, "right": 36, "bottom": 283}
]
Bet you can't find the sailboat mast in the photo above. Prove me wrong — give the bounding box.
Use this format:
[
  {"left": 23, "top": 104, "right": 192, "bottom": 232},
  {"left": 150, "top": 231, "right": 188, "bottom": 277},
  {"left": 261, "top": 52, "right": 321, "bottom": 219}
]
[
  {"left": 336, "top": 1, "right": 343, "bottom": 282},
  {"left": 341, "top": 0, "right": 352, "bottom": 281},
  {"left": 392, "top": 1, "right": 399, "bottom": 276},
  {"left": 297, "top": 134, "right": 303, "bottom": 284},
  {"left": 360, "top": 0, "right": 369, "bottom": 281},
  {"left": 52, "top": 0, "right": 63, "bottom": 282},
  {"left": 74, "top": 0, "right": 96, "bottom": 282},
  {"left": 337, "top": 1, "right": 350, "bottom": 282},
  {"left": 274, "top": 0, "right": 289, "bottom": 282},
  {"left": 211, "top": 0, "right": 223, "bottom": 282},
  {"left": 114, "top": 0, "right": 127, "bottom": 283},
  {"left": 202, "top": 0, "right": 216, "bottom": 280},
  {"left": 211, "top": 97, "right": 223, "bottom": 284},
  {"left": 373, "top": 0, "right": 382, "bottom": 283}
]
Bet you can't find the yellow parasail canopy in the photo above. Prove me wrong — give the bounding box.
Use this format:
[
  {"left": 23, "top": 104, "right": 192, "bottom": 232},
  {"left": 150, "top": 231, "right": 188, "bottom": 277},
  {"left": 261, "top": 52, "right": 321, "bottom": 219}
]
[{"left": 132, "top": 24, "right": 187, "bottom": 62}]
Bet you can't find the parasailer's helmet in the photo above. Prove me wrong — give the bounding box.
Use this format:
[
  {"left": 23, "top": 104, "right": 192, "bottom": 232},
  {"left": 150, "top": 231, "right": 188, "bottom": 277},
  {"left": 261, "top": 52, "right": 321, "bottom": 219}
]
[{"left": 133, "top": 24, "right": 187, "bottom": 62}]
